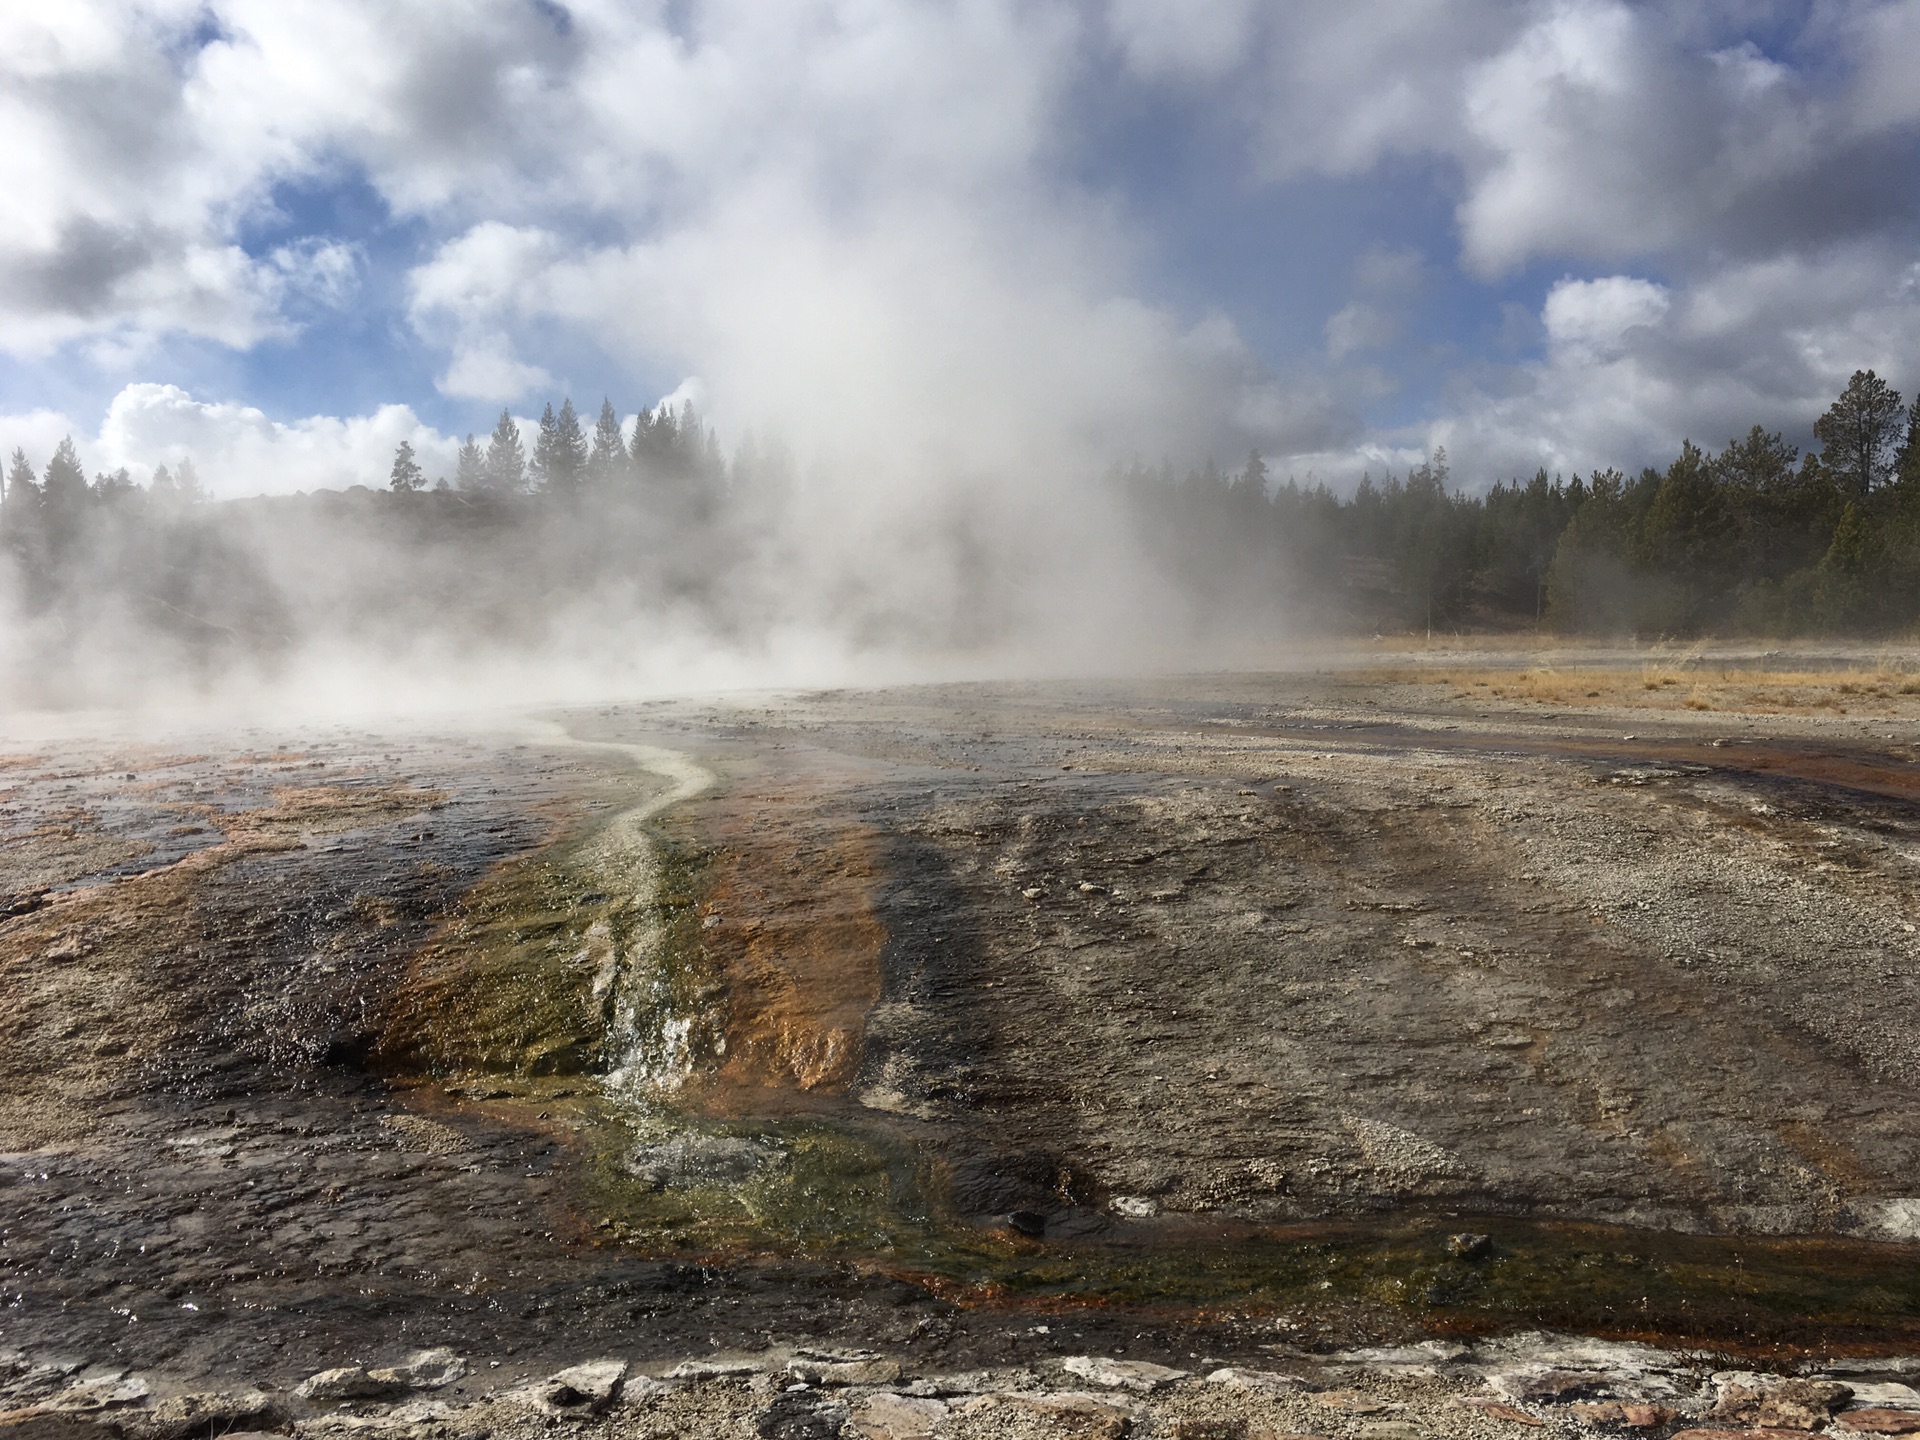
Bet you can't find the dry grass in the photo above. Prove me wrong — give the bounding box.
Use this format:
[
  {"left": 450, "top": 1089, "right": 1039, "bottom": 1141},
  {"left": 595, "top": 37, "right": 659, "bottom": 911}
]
[{"left": 1365, "top": 663, "right": 1920, "bottom": 715}]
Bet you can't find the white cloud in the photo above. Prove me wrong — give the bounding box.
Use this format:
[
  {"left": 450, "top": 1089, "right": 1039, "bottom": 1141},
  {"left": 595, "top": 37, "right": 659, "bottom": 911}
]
[
  {"left": 4, "top": 0, "right": 1920, "bottom": 505},
  {"left": 1541, "top": 275, "right": 1671, "bottom": 360},
  {"left": 1434, "top": 243, "right": 1920, "bottom": 481},
  {"left": 2, "top": 383, "right": 457, "bottom": 498}
]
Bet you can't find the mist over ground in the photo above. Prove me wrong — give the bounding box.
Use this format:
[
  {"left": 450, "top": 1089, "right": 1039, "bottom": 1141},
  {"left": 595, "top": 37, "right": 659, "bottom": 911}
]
[{"left": 6, "top": 3, "right": 1920, "bottom": 710}]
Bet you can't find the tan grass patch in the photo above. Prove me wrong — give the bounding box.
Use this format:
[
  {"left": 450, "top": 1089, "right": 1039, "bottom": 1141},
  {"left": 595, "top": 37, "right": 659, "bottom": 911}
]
[{"left": 1362, "top": 663, "right": 1920, "bottom": 715}]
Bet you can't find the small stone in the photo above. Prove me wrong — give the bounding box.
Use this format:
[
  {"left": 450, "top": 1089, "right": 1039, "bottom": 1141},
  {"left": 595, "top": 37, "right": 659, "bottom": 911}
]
[
  {"left": 1838, "top": 1413, "right": 1920, "bottom": 1436},
  {"left": 524, "top": 1359, "right": 627, "bottom": 1416},
  {"left": 1205, "top": 1367, "right": 1306, "bottom": 1394},
  {"left": 1672, "top": 1431, "right": 1825, "bottom": 1440},
  {"left": 1005, "top": 1210, "right": 1047, "bottom": 1237},
  {"left": 1110, "top": 1196, "right": 1159, "bottom": 1218},
  {"left": 850, "top": 1393, "right": 946, "bottom": 1440},
  {"left": 1061, "top": 1356, "right": 1189, "bottom": 1392},
  {"left": 1447, "top": 1232, "right": 1491, "bottom": 1258}
]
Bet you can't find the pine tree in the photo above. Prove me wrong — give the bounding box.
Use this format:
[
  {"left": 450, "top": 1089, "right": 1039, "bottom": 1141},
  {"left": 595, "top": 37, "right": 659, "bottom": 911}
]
[
  {"left": 550, "top": 398, "right": 587, "bottom": 494},
  {"left": 588, "top": 399, "right": 624, "bottom": 487},
  {"left": 531, "top": 402, "right": 559, "bottom": 490},
  {"left": 455, "top": 434, "right": 485, "bottom": 490},
  {"left": 1814, "top": 369, "right": 1904, "bottom": 500},
  {"left": 149, "top": 463, "right": 177, "bottom": 500},
  {"left": 389, "top": 439, "right": 424, "bottom": 492},
  {"left": 2, "top": 448, "right": 38, "bottom": 532},
  {"left": 484, "top": 411, "right": 525, "bottom": 491},
  {"left": 175, "top": 456, "right": 205, "bottom": 503},
  {"left": 4, "top": 448, "right": 34, "bottom": 506},
  {"left": 42, "top": 436, "right": 88, "bottom": 543}
]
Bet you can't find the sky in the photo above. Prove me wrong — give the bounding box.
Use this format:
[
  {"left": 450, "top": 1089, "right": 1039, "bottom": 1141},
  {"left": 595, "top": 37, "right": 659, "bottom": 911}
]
[{"left": 2, "top": 0, "right": 1919, "bottom": 499}]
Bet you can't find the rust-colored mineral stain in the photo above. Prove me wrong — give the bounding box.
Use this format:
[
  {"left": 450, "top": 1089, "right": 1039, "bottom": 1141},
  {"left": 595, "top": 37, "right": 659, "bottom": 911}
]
[{"left": 697, "top": 782, "right": 886, "bottom": 1098}]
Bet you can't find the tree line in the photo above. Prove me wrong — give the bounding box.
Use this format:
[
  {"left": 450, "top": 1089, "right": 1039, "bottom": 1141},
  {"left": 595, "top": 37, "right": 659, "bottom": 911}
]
[
  {"left": 1139, "top": 369, "right": 1920, "bottom": 635},
  {"left": 4, "top": 371, "right": 1920, "bottom": 670}
]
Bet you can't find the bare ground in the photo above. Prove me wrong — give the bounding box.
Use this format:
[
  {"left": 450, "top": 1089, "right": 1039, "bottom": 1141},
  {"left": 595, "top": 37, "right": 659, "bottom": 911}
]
[{"left": 5, "top": 651, "right": 1920, "bottom": 1435}]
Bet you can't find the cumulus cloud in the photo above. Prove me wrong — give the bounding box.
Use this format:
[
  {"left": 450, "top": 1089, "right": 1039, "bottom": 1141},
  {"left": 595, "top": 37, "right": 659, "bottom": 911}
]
[
  {"left": 4, "top": 0, "right": 1920, "bottom": 499},
  {"left": 2, "top": 383, "right": 457, "bottom": 498}
]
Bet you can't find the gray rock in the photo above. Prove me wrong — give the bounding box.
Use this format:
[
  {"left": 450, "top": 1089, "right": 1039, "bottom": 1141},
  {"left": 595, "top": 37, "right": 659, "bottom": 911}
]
[
  {"left": 294, "top": 1367, "right": 400, "bottom": 1402},
  {"left": 523, "top": 1359, "right": 627, "bottom": 1416},
  {"left": 1061, "top": 1356, "right": 1189, "bottom": 1392},
  {"left": 49, "top": 1373, "right": 149, "bottom": 1412},
  {"left": 670, "top": 1352, "right": 789, "bottom": 1379},
  {"left": 365, "top": 1348, "right": 464, "bottom": 1390},
  {"left": 120, "top": 1390, "right": 289, "bottom": 1440},
  {"left": 788, "top": 1360, "right": 903, "bottom": 1388}
]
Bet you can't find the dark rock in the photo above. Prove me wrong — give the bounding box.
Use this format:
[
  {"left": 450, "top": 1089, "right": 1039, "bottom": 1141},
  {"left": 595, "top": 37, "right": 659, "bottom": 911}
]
[
  {"left": 756, "top": 1392, "right": 849, "bottom": 1440},
  {"left": 1446, "top": 1232, "right": 1491, "bottom": 1258}
]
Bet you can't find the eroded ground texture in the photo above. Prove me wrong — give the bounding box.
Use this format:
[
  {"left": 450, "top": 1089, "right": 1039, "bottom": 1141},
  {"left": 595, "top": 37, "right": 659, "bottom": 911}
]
[{"left": 7, "top": 649, "right": 1920, "bottom": 1439}]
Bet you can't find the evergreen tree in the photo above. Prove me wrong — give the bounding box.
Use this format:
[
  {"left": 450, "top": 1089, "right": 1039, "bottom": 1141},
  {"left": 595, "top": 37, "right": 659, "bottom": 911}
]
[
  {"left": 455, "top": 434, "right": 486, "bottom": 490},
  {"left": 389, "top": 439, "right": 425, "bottom": 492},
  {"left": 149, "top": 462, "right": 177, "bottom": 500},
  {"left": 588, "top": 399, "right": 624, "bottom": 486},
  {"left": 42, "top": 436, "right": 88, "bottom": 543},
  {"left": 4, "top": 448, "right": 35, "bottom": 509},
  {"left": 1896, "top": 396, "right": 1920, "bottom": 491},
  {"left": 484, "top": 410, "right": 525, "bottom": 491},
  {"left": 549, "top": 398, "right": 587, "bottom": 494},
  {"left": 1813, "top": 369, "right": 1904, "bottom": 500},
  {"left": 175, "top": 456, "right": 205, "bottom": 503},
  {"left": 531, "top": 402, "right": 559, "bottom": 489},
  {"left": 2, "top": 448, "right": 39, "bottom": 539}
]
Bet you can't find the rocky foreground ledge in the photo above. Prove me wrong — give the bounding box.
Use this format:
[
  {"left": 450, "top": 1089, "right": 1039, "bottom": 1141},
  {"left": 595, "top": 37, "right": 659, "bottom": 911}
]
[{"left": 5, "top": 1334, "right": 1920, "bottom": 1440}]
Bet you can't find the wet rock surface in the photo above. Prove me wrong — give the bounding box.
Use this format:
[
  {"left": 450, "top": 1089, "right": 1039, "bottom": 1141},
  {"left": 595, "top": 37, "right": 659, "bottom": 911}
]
[{"left": 5, "top": 656, "right": 1920, "bottom": 1412}]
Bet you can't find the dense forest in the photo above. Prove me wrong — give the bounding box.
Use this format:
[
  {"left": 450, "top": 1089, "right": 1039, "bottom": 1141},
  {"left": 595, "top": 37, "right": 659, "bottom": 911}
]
[
  {"left": 1139, "top": 368, "right": 1920, "bottom": 636},
  {"left": 1, "top": 371, "right": 1918, "bottom": 691}
]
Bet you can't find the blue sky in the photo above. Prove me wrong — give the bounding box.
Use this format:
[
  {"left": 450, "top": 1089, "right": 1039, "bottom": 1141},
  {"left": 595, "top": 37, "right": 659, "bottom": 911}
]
[{"left": 2, "top": 1, "right": 1918, "bottom": 496}]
